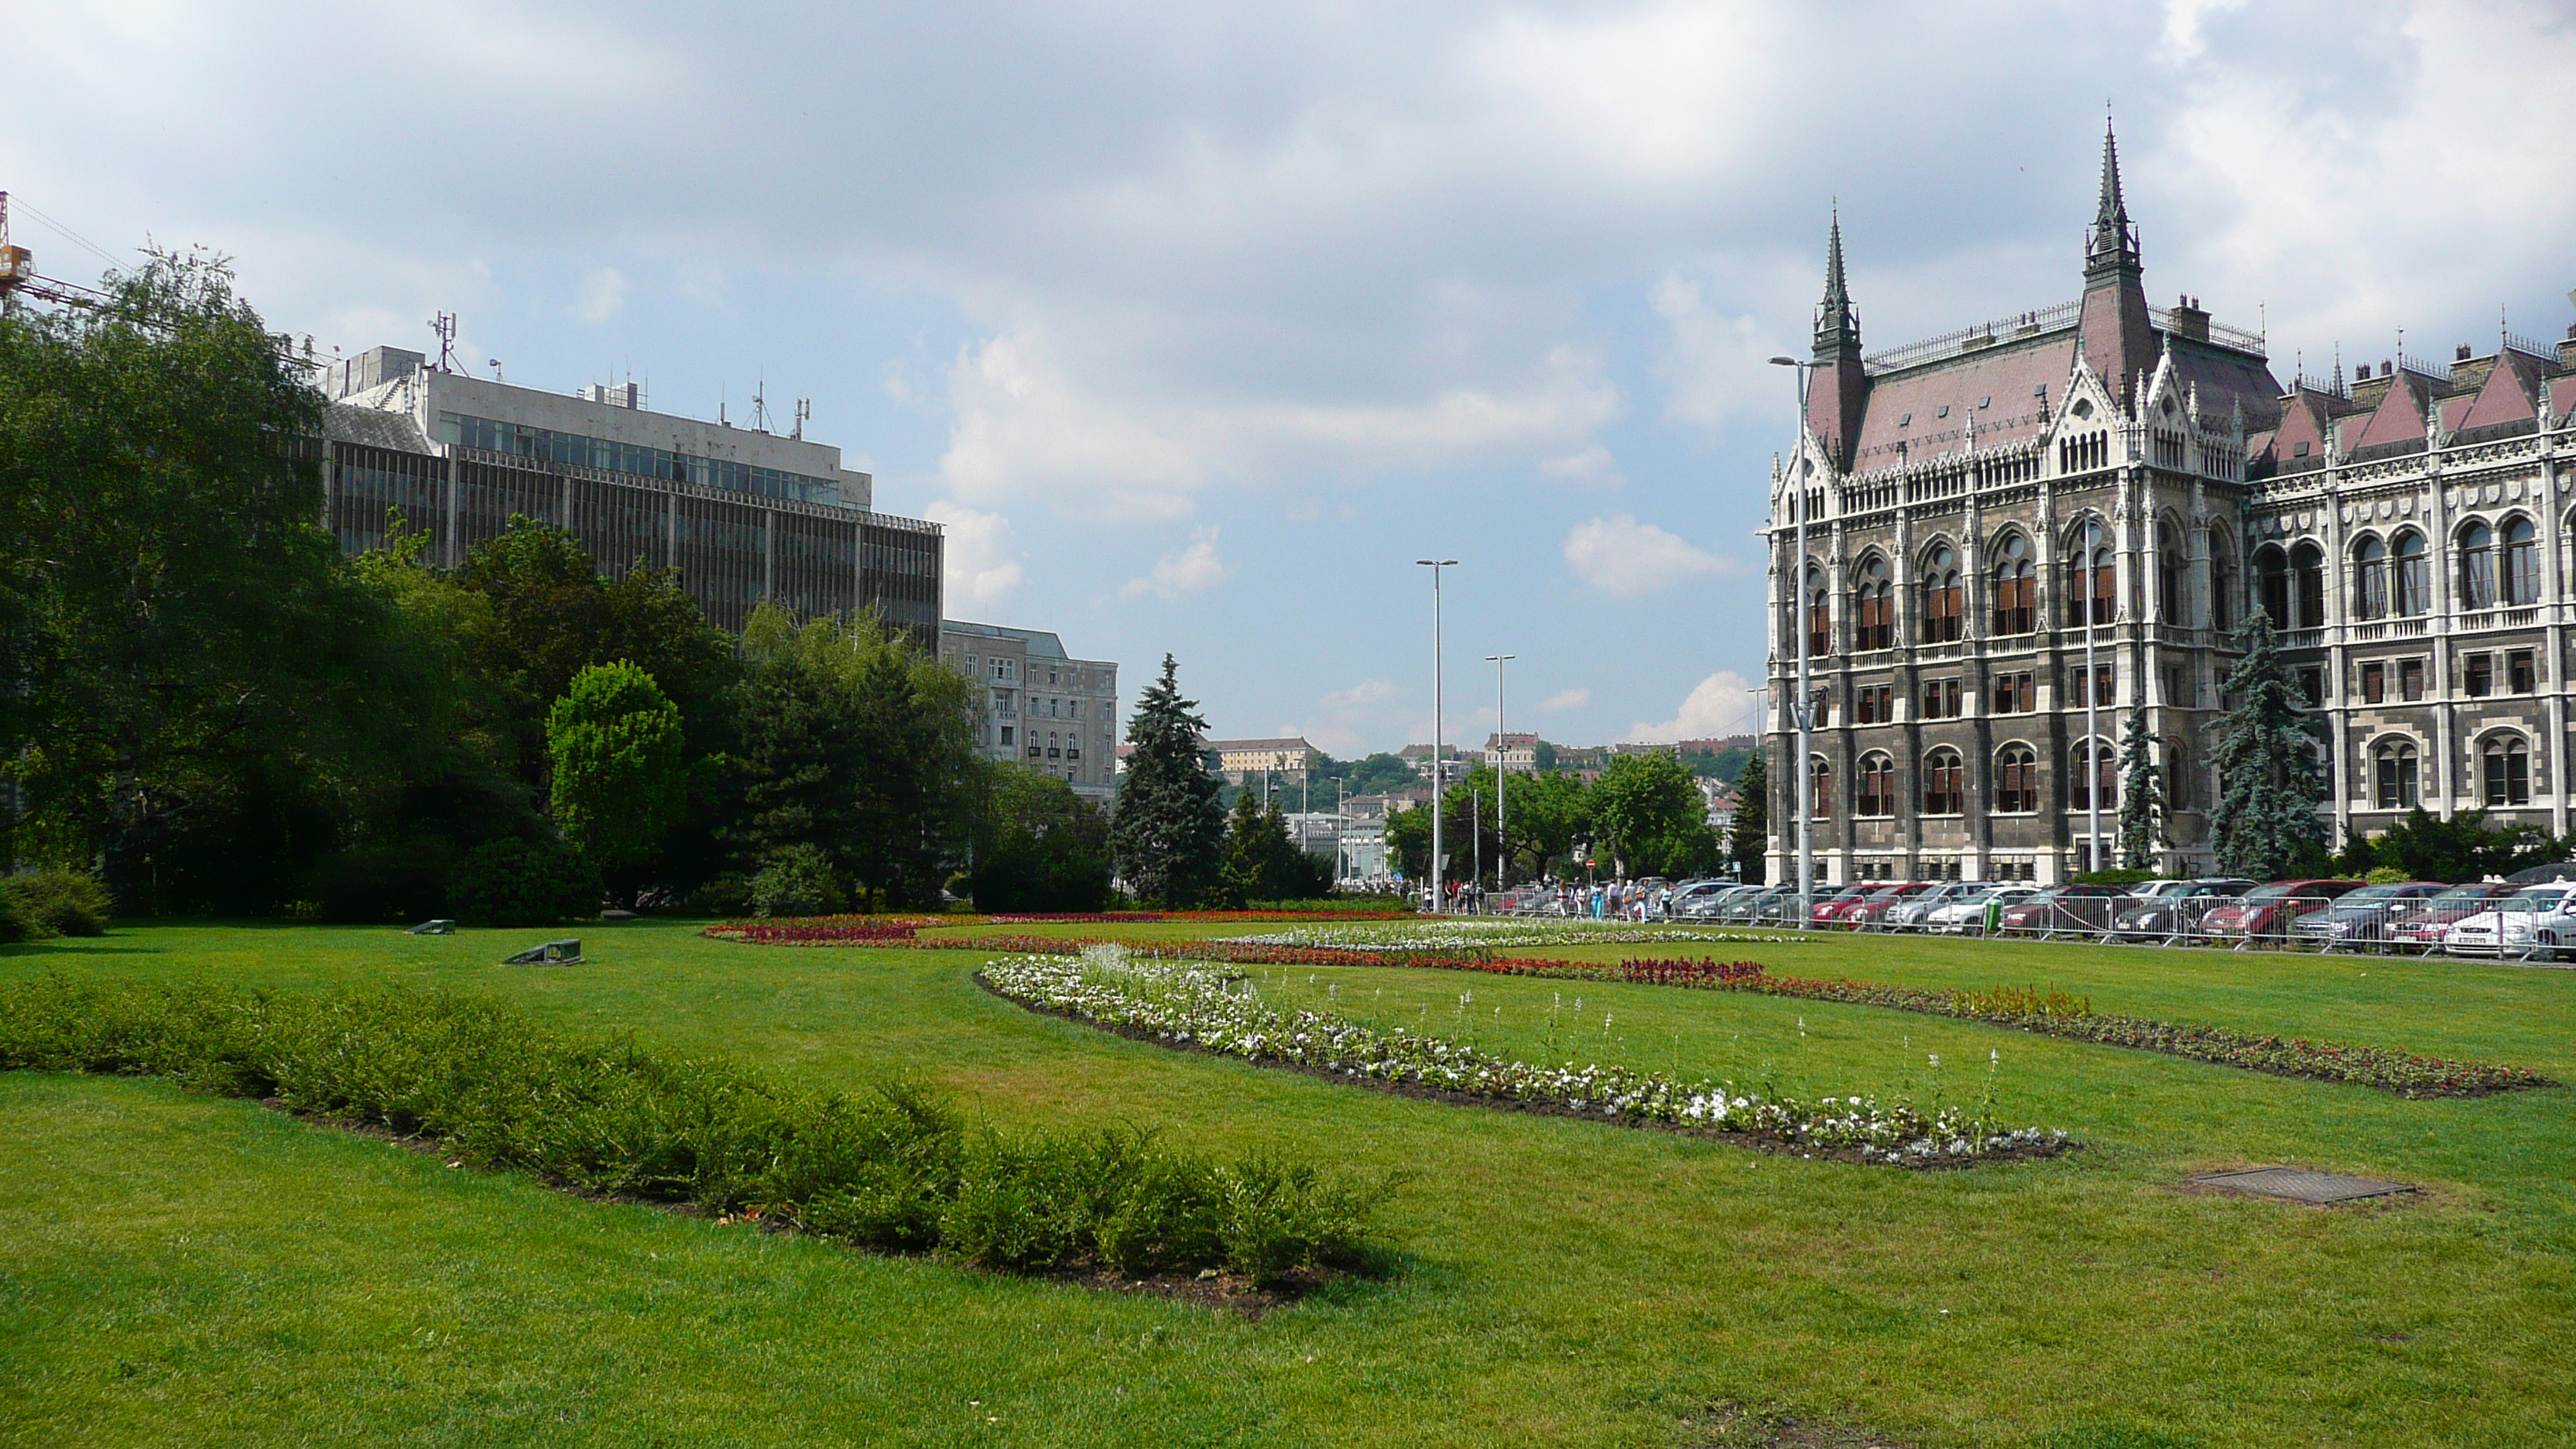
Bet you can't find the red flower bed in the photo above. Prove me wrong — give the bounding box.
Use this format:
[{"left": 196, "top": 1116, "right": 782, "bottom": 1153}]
[{"left": 705, "top": 922, "right": 923, "bottom": 945}]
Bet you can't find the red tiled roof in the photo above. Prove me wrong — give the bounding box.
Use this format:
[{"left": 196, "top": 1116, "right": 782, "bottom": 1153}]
[
  {"left": 1849, "top": 336, "right": 2074, "bottom": 468},
  {"left": 2455, "top": 353, "right": 2541, "bottom": 433},
  {"left": 2349, "top": 373, "right": 2431, "bottom": 451},
  {"left": 2554, "top": 376, "right": 2576, "bottom": 424}
]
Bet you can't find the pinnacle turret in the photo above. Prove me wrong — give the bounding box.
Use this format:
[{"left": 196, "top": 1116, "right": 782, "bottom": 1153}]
[
  {"left": 1813, "top": 208, "right": 1861, "bottom": 356},
  {"left": 2085, "top": 116, "right": 2141, "bottom": 279}
]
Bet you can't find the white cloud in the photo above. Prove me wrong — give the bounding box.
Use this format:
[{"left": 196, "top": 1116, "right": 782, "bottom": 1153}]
[
  {"left": 1119, "top": 526, "right": 1227, "bottom": 601},
  {"left": 1539, "top": 444, "right": 1623, "bottom": 489},
  {"left": 1563, "top": 513, "right": 1735, "bottom": 597},
  {"left": 1623, "top": 670, "right": 1762, "bottom": 744},
  {"left": 1650, "top": 272, "right": 1785, "bottom": 432},
  {"left": 573, "top": 266, "right": 626, "bottom": 324},
  {"left": 1323, "top": 679, "right": 1399, "bottom": 709},
  {"left": 923, "top": 500, "right": 1024, "bottom": 605},
  {"left": 1537, "top": 687, "right": 1591, "bottom": 713}
]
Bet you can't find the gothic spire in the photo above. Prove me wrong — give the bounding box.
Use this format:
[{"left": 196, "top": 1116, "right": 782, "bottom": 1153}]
[
  {"left": 2084, "top": 115, "right": 2141, "bottom": 279},
  {"left": 1814, "top": 206, "right": 1861, "bottom": 356}
]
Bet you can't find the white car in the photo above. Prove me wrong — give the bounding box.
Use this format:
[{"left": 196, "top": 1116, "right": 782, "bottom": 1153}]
[
  {"left": 1883, "top": 882, "right": 1987, "bottom": 930},
  {"left": 1923, "top": 884, "right": 2044, "bottom": 933},
  {"left": 2441, "top": 887, "right": 2576, "bottom": 960}
]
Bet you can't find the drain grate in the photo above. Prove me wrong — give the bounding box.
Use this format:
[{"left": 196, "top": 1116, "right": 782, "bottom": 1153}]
[{"left": 2189, "top": 1166, "right": 2414, "bottom": 1204}]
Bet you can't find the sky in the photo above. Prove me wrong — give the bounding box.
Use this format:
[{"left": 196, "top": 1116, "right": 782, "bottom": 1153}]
[{"left": 9, "top": 0, "right": 2575, "bottom": 756}]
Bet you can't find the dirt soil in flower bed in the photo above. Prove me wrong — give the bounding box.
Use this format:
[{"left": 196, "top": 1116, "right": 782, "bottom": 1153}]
[
  {"left": 976, "top": 975, "right": 2076, "bottom": 1172},
  {"left": 258, "top": 1095, "right": 1330, "bottom": 1316}
]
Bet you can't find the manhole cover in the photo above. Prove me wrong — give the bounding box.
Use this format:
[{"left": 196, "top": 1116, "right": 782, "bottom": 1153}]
[{"left": 2189, "top": 1167, "right": 2413, "bottom": 1204}]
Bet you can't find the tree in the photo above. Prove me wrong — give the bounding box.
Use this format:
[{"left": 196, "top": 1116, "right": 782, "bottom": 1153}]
[
  {"left": 1216, "top": 790, "right": 1331, "bottom": 905},
  {"left": 1385, "top": 800, "right": 1431, "bottom": 882},
  {"left": 971, "top": 764, "right": 1112, "bottom": 911},
  {"left": 2115, "top": 705, "right": 2165, "bottom": 872},
  {"left": 1501, "top": 769, "right": 1591, "bottom": 881},
  {"left": 2339, "top": 807, "right": 2567, "bottom": 884},
  {"left": 547, "top": 662, "right": 687, "bottom": 887},
  {"left": 1109, "top": 656, "right": 1226, "bottom": 907},
  {"left": 1589, "top": 751, "right": 1709, "bottom": 876},
  {"left": 2208, "top": 613, "right": 2329, "bottom": 880},
  {"left": 1728, "top": 747, "right": 1769, "bottom": 882},
  {"left": 0, "top": 249, "right": 440, "bottom": 909}
]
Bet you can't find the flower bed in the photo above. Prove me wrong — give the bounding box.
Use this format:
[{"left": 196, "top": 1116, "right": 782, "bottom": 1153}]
[
  {"left": 1221, "top": 921, "right": 1814, "bottom": 951},
  {"left": 707, "top": 921, "right": 924, "bottom": 945},
  {"left": 981, "top": 947, "right": 2067, "bottom": 1167}
]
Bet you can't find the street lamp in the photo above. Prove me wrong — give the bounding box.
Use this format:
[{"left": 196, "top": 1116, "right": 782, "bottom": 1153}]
[
  {"left": 1485, "top": 653, "right": 1515, "bottom": 892},
  {"left": 1416, "top": 559, "right": 1458, "bottom": 912},
  {"left": 2084, "top": 515, "right": 2103, "bottom": 875},
  {"left": 1769, "top": 356, "right": 1819, "bottom": 930}
]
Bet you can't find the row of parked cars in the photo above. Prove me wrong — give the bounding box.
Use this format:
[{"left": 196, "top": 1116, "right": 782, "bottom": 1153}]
[{"left": 1660, "top": 876, "right": 2576, "bottom": 957}]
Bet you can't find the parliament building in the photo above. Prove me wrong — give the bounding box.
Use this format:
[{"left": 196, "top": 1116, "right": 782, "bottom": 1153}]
[{"left": 1764, "top": 125, "right": 2576, "bottom": 886}]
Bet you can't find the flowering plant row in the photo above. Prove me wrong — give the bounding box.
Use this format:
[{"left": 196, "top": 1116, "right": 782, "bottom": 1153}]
[
  {"left": 705, "top": 922, "right": 924, "bottom": 945},
  {"left": 1221, "top": 921, "right": 1815, "bottom": 951},
  {"left": 981, "top": 947, "right": 2066, "bottom": 1167}
]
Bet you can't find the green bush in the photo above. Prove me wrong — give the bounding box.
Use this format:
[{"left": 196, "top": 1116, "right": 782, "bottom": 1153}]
[
  {"left": 684, "top": 873, "right": 755, "bottom": 918},
  {"left": 0, "top": 977, "right": 1385, "bottom": 1285},
  {"left": 2364, "top": 865, "right": 2410, "bottom": 885},
  {"left": 303, "top": 840, "right": 460, "bottom": 923},
  {"left": 2, "top": 868, "right": 115, "bottom": 938},
  {"left": 752, "top": 844, "right": 846, "bottom": 918},
  {"left": 447, "top": 838, "right": 601, "bottom": 927}
]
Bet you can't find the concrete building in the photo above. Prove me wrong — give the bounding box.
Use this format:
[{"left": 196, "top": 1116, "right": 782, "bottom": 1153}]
[
  {"left": 319, "top": 345, "right": 941, "bottom": 642},
  {"left": 1483, "top": 731, "right": 1540, "bottom": 774},
  {"left": 1206, "top": 738, "right": 1321, "bottom": 786},
  {"left": 1763, "top": 122, "right": 2576, "bottom": 886},
  {"left": 939, "top": 620, "right": 1119, "bottom": 802}
]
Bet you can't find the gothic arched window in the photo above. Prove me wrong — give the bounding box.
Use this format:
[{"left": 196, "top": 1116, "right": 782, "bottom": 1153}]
[
  {"left": 2482, "top": 736, "right": 2531, "bottom": 807},
  {"left": 2352, "top": 536, "right": 2388, "bottom": 621},
  {"left": 2503, "top": 516, "right": 2540, "bottom": 605},
  {"left": 2393, "top": 530, "right": 2430, "bottom": 616},
  {"left": 2256, "top": 544, "right": 2290, "bottom": 626},
  {"left": 2460, "top": 522, "right": 2498, "bottom": 610},
  {"left": 2065, "top": 529, "right": 2114, "bottom": 628},
  {"left": 2291, "top": 542, "right": 2325, "bottom": 629},
  {"left": 1855, "top": 556, "right": 1894, "bottom": 650},
  {"left": 1992, "top": 533, "right": 2035, "bottom": 635},
  {"left": 2157, "top": 521, "right": 2184, "bottom": 624},
  {"left": 2374, "top": 738, "right": 2420, "bottom": 810},
  {"left": 1993, "top": 744, "right": 2038, "bottom": 814},
  {"left": 1921, "top": 545, "right": 1962, "bottom": 643},
  {"left": 2209, "top": 533, "right": 2234, "bottom": 632},
  {"left": 1810, "top": 755, "right": 1834, "bottom": 817},
  {"left": 1855, "top": 753, "right": 1896, "bottom": 817},
  {"left": 2070, "top": 738, "right": 2116, "bottom": 812},
  {"left": 1804, "top": 563, "right": 1830, "bottom": 656},
  {"left": 1921, "top": 748, "right": 1964, "bottom": 815}
]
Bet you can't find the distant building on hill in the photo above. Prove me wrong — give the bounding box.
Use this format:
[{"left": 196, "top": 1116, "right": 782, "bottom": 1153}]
[{"left": 1205, "top": 737, "right": 1321, "bottom": 786}]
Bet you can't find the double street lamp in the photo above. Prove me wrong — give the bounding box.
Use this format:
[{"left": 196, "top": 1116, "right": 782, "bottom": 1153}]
[
  {"left": 1769, "top": 355, "right": 1822, "bottom": 929},
  {"left": 1485, "top": 653, "right": 1514, "bottom": 892},
  {"left": 1416, "top": 559, "right": 1458, "bottom": 912}
]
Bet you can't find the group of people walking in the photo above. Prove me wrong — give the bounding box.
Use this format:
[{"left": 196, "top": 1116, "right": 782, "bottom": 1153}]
[{"left": 1423, "top": 876, "right": 1676, "bottom": 920}]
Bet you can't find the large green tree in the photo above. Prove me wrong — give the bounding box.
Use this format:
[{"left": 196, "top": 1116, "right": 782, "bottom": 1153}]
[
  {"left": 1110, "top": 656, "right": 1225, "bottom": 907},
  {"left": 1216, "top": 790, "right": 1331, "bottom": 906},
  {"left": 970, "top": 763, "right": 1112, "bottom": 912},
  {"left": 1728, "top": 747, "right": 1769, "bottom": 882},
  {"left": 2208, "top": 613, "right": 2329, "bottom": 880},
  {"left": 0, "top": 251, "right": 438, "bottom": 909},
  {"left": 2115, "top": 704, "right": 2166, "bottom": 872},
  {"left": 2339, "top": 807, "right": 2567, "bottom": 884},
  {"left": 547, "top": 661, "right": 687, "bottom": 883},
  {"left": 1589, "top": 750, "right": 1715, "bottom": 876}
]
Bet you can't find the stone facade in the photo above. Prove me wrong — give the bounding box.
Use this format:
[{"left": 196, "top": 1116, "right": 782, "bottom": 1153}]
[
  {"left": 1765, "top": 124, "right": 2576, "bottom": 886},
  {"left": 940, "top": 620, "right": 1119, "bottom": 803}
]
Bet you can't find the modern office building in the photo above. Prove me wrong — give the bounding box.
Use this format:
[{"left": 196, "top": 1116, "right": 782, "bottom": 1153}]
[
  {"left": 319, "top": 345, "right": 942, "bottom": 642},
  {"left": 1764, "top": 123, "right": 2576, "bottom": 886},
  {"left": 939, "top": 620, "right": 1119, "bottom": 802}
]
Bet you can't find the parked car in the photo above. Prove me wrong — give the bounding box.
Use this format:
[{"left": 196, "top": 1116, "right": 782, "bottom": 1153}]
[
  {"left": 2290, "top": 881, "right": 2448, "bottom": 947},
  {"left": 1845, "top": 882, "right": 1941, "bottom": 928},
  {"left": 1882, "top": 882, "right": 1986, "bottom": 930},
  {"left": 2108, "top": 879, "right": 2259, "bottom": 940},
  {"left": 1924, "top": 884, "right": 2045, "bottom": 933},
  {"left": 1666, "top": 880, "right": 1733, "bottom": 917},
  {"left": 2385, "top": 882, "right": 2521, "bottom": 948},
  {"left": 1730, "top": 884, "right": 1801, "bottom": 923},
  {"left": 2196, "top": 880, "right": 2364, "bottom": 940},
  {"left": 2441, "top": 886, "right": 2576, "bottom": 960},
  {"left": 1807, "top": 886, "right": 1877, "bottom": 926},
  {"left": 1993, "top": 883, "right": 2136, "bottom": 934}
]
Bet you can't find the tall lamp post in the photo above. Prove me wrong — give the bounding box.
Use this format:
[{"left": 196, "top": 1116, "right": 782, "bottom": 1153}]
[
  {"left": 1769, "top": 356, "right": 1820, "bottom": 930},
  {"left": 1416, "top": 559, "right": 1458, "bottom": 912},
  {"left": 2084, "top": 516, "right": 2102, "bottom": 875},
  {"left": 1485, "top": 653, "right": 1515, "bottom": 892}
]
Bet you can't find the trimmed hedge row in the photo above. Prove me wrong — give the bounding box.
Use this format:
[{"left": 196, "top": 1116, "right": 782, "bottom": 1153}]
[{"left": 0, "top": 977, "right": 1386, "bottom": 1284}]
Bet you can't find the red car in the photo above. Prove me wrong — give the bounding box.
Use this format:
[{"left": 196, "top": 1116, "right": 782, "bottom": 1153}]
[
  {"left": 1807, "top": 886, "right": 1875, "bottom": 926},
  {"left": 2385, "top": 882, "right": 2520, "bottom": 947},
  {"left": 1815, "top": 883, "right": 1920, "bottom": 927},
  {"left": 1845, "top": 882, "right": 1940, "bottom": 927},
  {"left": 2196, "top": 880, "right": 2364, "bottom": 940},
  {"left": 1992, "top": 882, "right": 2135, "bottom": 934}
]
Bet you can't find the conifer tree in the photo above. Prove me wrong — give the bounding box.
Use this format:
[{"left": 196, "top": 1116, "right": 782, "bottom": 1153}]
[
  {"left": 2115, "top": 704, "right": 2164, "bottom": 872},
  {"left": 1109, "top": 656, "right": 1225, "bottom": 907},
  {"left": 2207, "top": 613, "right": 2328, "bottom": 879},
  {"left": 1728, "top": 747, "right": 1769, "bottom": 882}
]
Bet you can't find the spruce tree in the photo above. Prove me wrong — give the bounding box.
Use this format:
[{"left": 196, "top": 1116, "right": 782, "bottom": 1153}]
[
  {"left": 1728, "top": 747, "right": 1769, "bottom": 882},
  {"left": 1109, "top": 656, "right": 1225, "bottom": 907},
  {"left": 2207, "top": 613, "right": 2328, "bottom": 879},
  {"left": 2115, "top": 704, "right": 2164, "bottom": 872}
]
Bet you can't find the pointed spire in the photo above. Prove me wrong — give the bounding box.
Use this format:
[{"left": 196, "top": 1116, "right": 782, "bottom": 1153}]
[
  {"left": 2084, "top": 113, "right": 2141, "bottom": 279},
  {"left": 2094, "top": 115, "right": 2129, "bottom": 237},
  {"left": 1812, "top": 204, "right": 1861, "bottom": 357},
  {"left": 1823, "top": 206, "right": 1850, "bottom": 314}
]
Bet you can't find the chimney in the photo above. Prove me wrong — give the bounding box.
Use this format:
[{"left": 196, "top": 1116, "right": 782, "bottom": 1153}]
[{"left": 2170, "top": 293, "right": 2209, "bottom": 342}]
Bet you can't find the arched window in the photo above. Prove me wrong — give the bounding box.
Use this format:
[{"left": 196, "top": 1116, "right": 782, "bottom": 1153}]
[
  {"left": 2460, "top": 522, "right": 2497, "bottom": 610},
  {"left": 1992, "top": 533, "right": 2035, "bottom": 634},
  {"left": 1921, "top": 545, "right": 1962, "bottom": 643},
  {"left": 1810, "top": 755, "right": 1834, "bottom": 817},
  {"left": 2482, "top": 736, "right": 2531, "bottom": 807},
  {"left": 2504, "top": 516, "right": 2540, "bottom": 605},
  {"left": 2373, "top": 738, "right": 2420, "bottom": 810},
  {"left": 1804, "top": 564, "right": 1830, "bottom": 656},
  {"left": 2352, "top": 536, "right": 2388, "bottom": 620},
  {"left": 2157, "top": 521, "right": 2184, "bottom": 624},
  {"left": 2164, "top": 735, "right": 2190, "bottom": 810},
  {"left": 1855, "top": 753, "right": 1896, "bottom": 817},
  {"left": 2292, "top": 542, "right": 2324, "bottom": 628},
  {"left": 2064, "top": 528, "right": 2113, "bottom": 628},
  {"left": 1922, "top": 748, "right": 1963, "bottom": 815},
  {"left": 2256, "top": 545, "right": 2290, "bottom": 626},
  {"left": 1855, "top": 556, "right": 1894, "bottom": 650},
  {"left": 2393, "top": 530, "right": 2430, "bottom": 616},
  {"left": 2070, "top": 739, "right": 2116, "bottom": 811},
  {"left": 1993, "top": 744, "right": 2039, "bottom": 814},
  {"left": 2209, "top": 533, "right": 2233, "bottom": 632}
]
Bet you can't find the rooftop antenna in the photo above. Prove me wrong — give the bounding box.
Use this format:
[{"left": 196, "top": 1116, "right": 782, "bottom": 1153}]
[
  {"left": 488, "top": 358, "right": 503, "bottom": 382},
  {"left": 719, "top": 382, "right": 728, "bottom": 427},
  {"left": 793, "top": 397, "right": 811, "bottom": 441},
  {"left": 750, "top": 374, "right": 772, "bottom": 433},
  {"left": 429, "top": 312, "right": 461, "bottom": 372}
]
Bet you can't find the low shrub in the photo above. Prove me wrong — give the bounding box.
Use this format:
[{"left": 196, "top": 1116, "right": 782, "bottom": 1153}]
[
  {"left": 449, "top": 838, "right": 601, "bottom": 927},
  {"left": 751, "top": 844, "right": 846, "bottom": 919},
  {"left": 2, "top": 868, "right": 115, "bottom": 938},
  {"left": 0, "top": 976, "right": 1384, "bottom": 1286}
]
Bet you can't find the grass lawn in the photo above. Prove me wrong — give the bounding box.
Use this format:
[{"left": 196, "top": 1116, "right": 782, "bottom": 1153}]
[{"left": 4, "top": 918, "right": 2572, "bottom": 1447}]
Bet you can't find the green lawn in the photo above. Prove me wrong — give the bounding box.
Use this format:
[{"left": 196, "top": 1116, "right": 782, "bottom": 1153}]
[{"left": 3, "top": 919, "right": 2571, "bottom": 1447}]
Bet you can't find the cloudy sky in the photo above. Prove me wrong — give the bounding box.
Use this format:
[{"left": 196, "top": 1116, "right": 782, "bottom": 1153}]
[{"left": 11, "top": 0, "right": 2574, "bottom": 755}]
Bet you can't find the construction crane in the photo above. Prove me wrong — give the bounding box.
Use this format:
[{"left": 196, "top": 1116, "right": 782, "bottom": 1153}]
[{"left": 0, "top": 191, "right": 114, "bottom": 313}]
